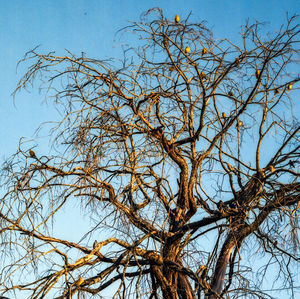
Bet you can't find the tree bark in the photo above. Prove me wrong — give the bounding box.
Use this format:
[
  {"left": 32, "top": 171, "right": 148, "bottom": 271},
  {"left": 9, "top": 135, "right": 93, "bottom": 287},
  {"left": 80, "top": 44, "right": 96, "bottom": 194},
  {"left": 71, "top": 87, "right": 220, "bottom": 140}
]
[
  {"left": 209, "top": 245, "right": 234, "bottom": 299},
  {"left": 178, "top": 272, "right": 196, "bottom": 299}
]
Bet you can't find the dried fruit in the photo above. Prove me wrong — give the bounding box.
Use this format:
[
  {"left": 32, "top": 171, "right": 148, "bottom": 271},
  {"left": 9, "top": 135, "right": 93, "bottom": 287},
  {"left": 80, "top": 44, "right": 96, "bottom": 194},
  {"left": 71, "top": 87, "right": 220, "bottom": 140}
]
[{"left": 256, "top": 69, "right": 260, "bottom": 79}]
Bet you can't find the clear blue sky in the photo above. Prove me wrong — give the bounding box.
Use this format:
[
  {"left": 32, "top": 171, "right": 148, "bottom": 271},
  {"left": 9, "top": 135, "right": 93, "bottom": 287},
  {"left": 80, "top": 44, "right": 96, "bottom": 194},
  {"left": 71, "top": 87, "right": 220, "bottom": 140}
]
[{"left": 0, "top": 0, "right": 299, "bottom": 157}]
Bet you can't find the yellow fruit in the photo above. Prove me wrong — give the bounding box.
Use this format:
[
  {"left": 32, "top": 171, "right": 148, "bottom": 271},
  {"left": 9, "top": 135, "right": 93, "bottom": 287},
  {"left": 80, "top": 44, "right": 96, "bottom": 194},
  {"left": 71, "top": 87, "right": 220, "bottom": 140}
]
[
  {"left": 269, "top": 165, "right": 276, "bottom": 173},
  {"left": 259, "top": 170, "right": 266, "bottom": 179},
  {"left": 200, "top": 71, "right": 205, "bottom": 78},
  {"left": 76, "top": 276, "right": 84, "bottom": 286},
  {"left": 185, "top": 46, "right": 190, "bottom": 53},
  {"left": 228, "top": 164, "right": 234, "bottom": 171},
  {"left": 175, "top": 15, "right": 180, "bottom": 23},
  {"left": 169, "top": 66, "right": 175, "bottom": 71},
  {"left": 288, "top": 83, "right": 293, "bottom": 90},
  {"left": 202, "top": 48, "right": 207, "bottom": 55},
  {"left": 29, "top": 149, "right": 36, "bottom": 158},
  {"left": 222, "top": 112, "right": 226, "bottom": 118},
  {"left": 73, "top": 166, "right": 82, "bottom": 171},
  {"left": 256, "top": 69, "right": 260, "bottom": 79},
  {"left": 237, "top": 121, "right": 243, "bottom": 128},
  {"left": 235, "top": 58, "right": 240, "bottom": 65}
]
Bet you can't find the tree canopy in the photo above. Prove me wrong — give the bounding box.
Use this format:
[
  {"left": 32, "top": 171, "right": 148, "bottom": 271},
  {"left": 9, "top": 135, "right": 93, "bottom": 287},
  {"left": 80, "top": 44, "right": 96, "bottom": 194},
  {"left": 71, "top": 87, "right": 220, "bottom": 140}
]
[{"left": 0, "top": 8, "right": 299, "bottom": 299}]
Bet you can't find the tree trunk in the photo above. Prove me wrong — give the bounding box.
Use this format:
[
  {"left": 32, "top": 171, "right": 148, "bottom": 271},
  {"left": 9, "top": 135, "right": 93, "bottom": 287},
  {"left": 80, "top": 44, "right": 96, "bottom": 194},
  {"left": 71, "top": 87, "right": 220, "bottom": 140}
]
[
  {"left": 159, "top": 235, "right": 196, "bottom": 299},
  {"left": 209, "top": 243, "right": 235, "bottom": 299},
  {"left": 178, "top": 272, "right": 196, "bottom": 299}
]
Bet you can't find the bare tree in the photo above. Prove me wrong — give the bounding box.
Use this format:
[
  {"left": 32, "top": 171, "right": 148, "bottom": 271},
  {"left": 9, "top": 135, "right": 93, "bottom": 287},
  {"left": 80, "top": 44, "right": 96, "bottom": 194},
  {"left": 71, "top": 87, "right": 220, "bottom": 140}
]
[{"left": 0, "top": 8, "right": 299, "bottom": 299}]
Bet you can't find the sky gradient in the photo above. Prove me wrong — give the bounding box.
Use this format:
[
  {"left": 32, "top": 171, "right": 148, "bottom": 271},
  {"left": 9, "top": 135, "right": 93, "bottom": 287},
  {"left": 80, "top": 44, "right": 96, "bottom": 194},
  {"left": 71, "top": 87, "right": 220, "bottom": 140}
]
[{"left": 1, "top": 0, "right": 299, "bottom": 157}]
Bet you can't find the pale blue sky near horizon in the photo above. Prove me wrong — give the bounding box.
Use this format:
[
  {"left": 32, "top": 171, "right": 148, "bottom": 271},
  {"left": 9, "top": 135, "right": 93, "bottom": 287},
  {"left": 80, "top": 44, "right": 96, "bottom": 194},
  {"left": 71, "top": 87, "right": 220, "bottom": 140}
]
[
  {"left": 0, "top": 1, "right": 299, "bottom": 297},
  {"left": 0, "top": 0, "right": 299, "bottom": 157}
]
